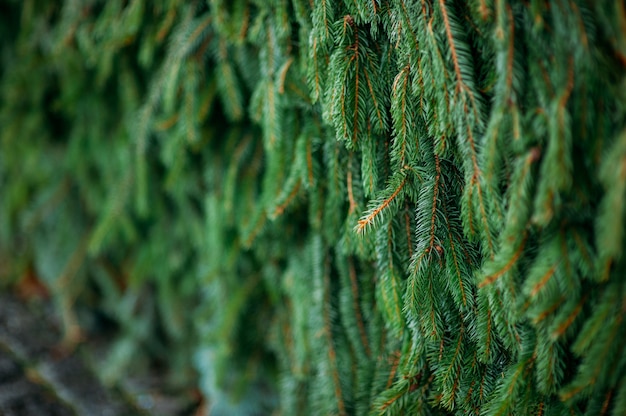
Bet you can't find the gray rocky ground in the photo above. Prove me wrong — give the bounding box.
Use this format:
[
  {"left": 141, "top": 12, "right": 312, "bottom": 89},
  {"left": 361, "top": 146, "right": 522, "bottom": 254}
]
[{"left": 0, "top": 293, "right": 200, "bottom": 415}]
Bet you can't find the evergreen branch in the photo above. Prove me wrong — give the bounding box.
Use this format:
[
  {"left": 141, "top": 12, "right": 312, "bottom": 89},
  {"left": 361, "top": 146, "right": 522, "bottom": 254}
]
[
  {"left": 532, "top": 60, "right": 576, "bottom": 225},
  {"left": 530, "top": 296, "right": 565, "bottom": 324},
  {"left": 339, "top": 81, "right": 350, "bottom": 143},
  {"left": 273, "top": 179, "right": 302, "bottom": 217},
  {"left": 557, "top": 59, "right": 575, "bottom": 126},
  {"left": 560, "top": 313, "right": 622, "bottom": 402},
  {"left": 425, "top": 23, "right": 453, "bottom": 115},
  {"left": 266, "top": 82, "right": 278, "bottom": 147},
  {"left": 485, "top": 308, "right": 492, "bottom": 360},
  {"left": 363, "top": 67, "right": 385, "bottom": 131},
  {"left": 429, "top": 155, "right": 442, "bottom": 252},
  {"left": 465, "top": 379, "right": 476, "bottom": 407},
  {"left": 538, "top": 60, "right": 555, "bottom": 98},
  {"left": 348, "top": 16, "right": 361, "bottom": 146},
  {"left": 237, "top": 2, "right": 250, "bottom": 41},
  {"left": 330, "top": 16, "right": 386, "bottom": 148},
  {"left": 224, "top": 133, "right": 254, "bottom": 215},
  {"left": 397, "top": 0, "right": 419, "bottom": 51},
  {"left": 89, "top": 172, "right": 133, "bottom": 254},
  {"left": 479, "top": 368, "right": 488, "bottom": 402},
  {"left": 601, "top": 389, "right": 614, "bottom": 415},
  {"left": 393, "top": 66, "right": 409, "bottom": 140},
  {"left": 503, "top": 364, "right": 531, "bottom": 399},
  {"left": 189, "top": 15, "right": 213, "bottom": 52},
  {"left": 569, "top": 1, "right": 589, "bottom": 50},
  {"left": 438, "top": 0, "right": 477, "bottom": 113},
  {"left": 377, "top": 373, "right": 425, "bottom": 413},
  {"left": 466, "top": 182, "right": 476, "bottom": 237},
  {"left": 464, "top": 123, "right": 495, "bottom": 255},
  {"left": 478, "top": 233, "right": 527, "bottom": 287},
  {"left": 378, "top": 389, "right": 405, "bottom": 411},
  {"left": 326, "top": 338, "right": 347, "bottom": 415},
  {"left": 243, "top": 210, "right": 267, "bottom": 248},
  {"left": 347, "top": 154, "right": 358, "bottom": 214},
  {"left": 156, "top": 8, "right": 177, "bottom": 42},
  {"left": 613, "top": 384, "right": 626, "bottom": 414},
  {"left": 23, "top": 178, "right": 69, "bottom": 233},
  {"left": 348, "top": 258, "right": 371, "bottom": 356},
  {"left": 504, "top": 4, "right": 515, "bottom": 93},
  {"left": 56, "top": 231, "right": 92, "bottom": 346},
  {"left": 596, "top": 129, "right": 626, "bottom": 278},
  {"left": 560, "top": 229, "right": 572, "bottom": 277},
  {"left": 386, "top": 351, "right": 401, "bottom": 389},
  {"left": 318, "top": 0, "right": 332, "bottom": 41},
  {"left": 324, "top": 140, "right": 346, "bottom": 237},
  {"left": 361, "top": 132, "right": 380, "bottom": 196},
  {"left": 490, "top": 356, "right": 535, "bottom": 416},
  {"left": 529, "top": 262, "right": 559, "bottom": 297},
  {"left": 323, "top": 258, "right": 347, "bottom": 416},
  {"left": 155, "top": 113, "right": 179, "bottom": 131},
  {"left": 536, "top": 401, "right": 544, "bottom": 416},
  {"left": 310, "top": 37, "right": 323, "bottom": 101},
  {"left": 356, "top": 176, "right": 406, "bottom": 234},
  {"left": 352, "top": 60, "right": 360, "bottom": 147},
  {"left": 572, "top": 291, "right": 616, "bottom": 354},
  {"left": 378, "top": 222, "right": 405, "bottom": 337},
  {"left": 428, "top": 271, "right": 439, "bottom": 338},
  {"left": 478, "top": 0, "right": 490, "bottom": 20},
  {"left": 306, "top": 139, "right": 315, "bottom": 187},
  {"left": 217, "top": 59, "right": 244, "bottom": 120},
  {"left": 470, "top": 142, "right": 495, "bottom": 234},
  {"left": 391, "top": 65, "right": 411, "bottom": 167},
  {"left": 438, "top": 0, "right": 464, "bottom": 95},
  {"left": 441, "top": 325, "right": 465, "bottom": 408},
  {"left": 197, "top": 81, "right": 216, "bottom": 121},
  {"left": 57, "top": 232, "right": 91, "bottom": 290},
  {"left": 442, "top": 202, "right": 466, "bottom": 307},
  {"left": 404, "top": 203, "right": 413, "bottom": 258},
  {"left": 408, "top": 159, "right": 447, "bottom": 342},
  {"left": 277, "top": 57, "right": 294, "bottom": 94},
  {"left": 551, "top": 295, "right": 587, "bottom": 339}
]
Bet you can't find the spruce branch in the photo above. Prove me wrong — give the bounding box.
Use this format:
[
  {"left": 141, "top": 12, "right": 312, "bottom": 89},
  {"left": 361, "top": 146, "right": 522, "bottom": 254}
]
[
  {"left": 347, "top": 257, "right": 372, "bottom": 357},
  {"left": 376, "top": 221, "right": 406, "bottom": 339},
  {"left": 549, "top": 294, "right": 587, "bottom": 341},
  {"left": 322, "top": 259, "right": 348, "bottom": 416},
  {"left": 441, "top": 200, "right": 467, "bottom": 308},
  {"left": 355, "top": 174, "right": 407, "bottom": 235}
]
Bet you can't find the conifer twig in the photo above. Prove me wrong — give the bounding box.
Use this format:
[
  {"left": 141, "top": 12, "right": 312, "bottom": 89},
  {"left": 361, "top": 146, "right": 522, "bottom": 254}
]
[
  {"left": 529, "top": 262, "right": 558, "bottom": 297},
  {"left": 355, "top": 177, "right": 406, "bottom": 233},
  {"left": 347, "top": 153, "right": 357, "bottom": 213},
  {"left": 478, "top": 234, "right": 527, "bottom": 287},
  {"left": 443, "top": 201, "right": 466, "bottom": 306},
  {"left": 323, "top": 258, "right": 347, "bottom": 415},
  {"left": 551, "top": 295, "right": 587, "bottom": 339},
  {"left": 273, "top": 180, "right": 301, "bottom": 217},
  {"left": 348, "top": 258, "right": 371, "bottom": 356}
]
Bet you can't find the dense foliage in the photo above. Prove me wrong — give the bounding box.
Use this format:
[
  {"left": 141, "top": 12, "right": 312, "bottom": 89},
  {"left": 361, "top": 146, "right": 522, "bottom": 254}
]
[{"left": 1, "top": 1, "right": 626, "bottom": 415}]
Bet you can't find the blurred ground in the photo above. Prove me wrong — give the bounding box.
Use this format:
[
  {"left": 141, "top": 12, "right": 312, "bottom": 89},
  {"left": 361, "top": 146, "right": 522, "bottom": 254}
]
[{"left": 0, "top": 292, "right": 201, "bottom": 415}]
